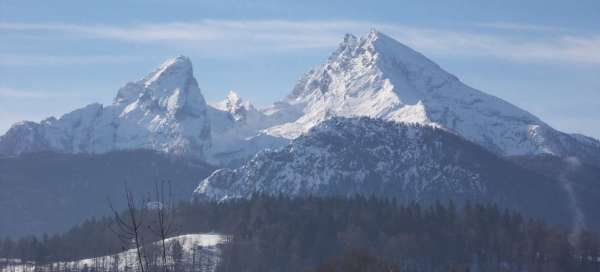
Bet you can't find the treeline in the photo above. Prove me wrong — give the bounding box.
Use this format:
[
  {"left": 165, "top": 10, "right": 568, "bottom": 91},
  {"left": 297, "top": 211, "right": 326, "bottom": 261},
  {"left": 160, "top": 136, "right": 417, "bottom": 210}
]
[
  {"left": 0, "top": 217, "right": 118, "bottom": 264},
  {"left": 2, "top": 195, "right": 600, "bottom": 272},
  {"left": 204, "top": 196, "right": 600, "bottom": 272}
]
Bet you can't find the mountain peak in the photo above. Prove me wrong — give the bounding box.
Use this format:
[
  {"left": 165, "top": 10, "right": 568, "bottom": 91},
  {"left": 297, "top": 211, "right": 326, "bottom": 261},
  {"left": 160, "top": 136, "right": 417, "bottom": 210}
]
[
  {"left": 213, "top": 91, "right": 258, "bottom": 122},
  {"left": 288, "top": 30, "right": 450, "bottom": 103},
  {"left": 336, "top": 29, "right": 386, "bottom": 52},
  {"left": 327, "top": 30, "right": 441, "bottom": 72},
  {"left": 342, "top": 33, "right": 358, "bottom": 46},
  {"left": 269, "top": 30, "right": 600, "bottom": 161},
  {"left": 114, "top": 55, "right": 198, "bottom": 105},
  {"left": 143, "top": 55, "right": 193, "bottom": 88},
  {"left": 365, "top": 28, "right": 384, "bottom": 40},
  {"left": 225, "top": 90, "right": 242, "bottom": 105},
  {"left": 2, "top": 54, "right": 211, "bottom": 158},
  {"left": 162, "top": 55, "right": 192, "bottom": 70},
  {"left": 359, "top": 30, "right": 438, "bottom": 68}
]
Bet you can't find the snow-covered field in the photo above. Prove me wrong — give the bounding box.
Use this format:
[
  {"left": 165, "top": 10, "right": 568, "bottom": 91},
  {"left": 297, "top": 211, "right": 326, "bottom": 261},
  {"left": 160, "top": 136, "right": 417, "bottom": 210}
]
[{"left": 1, "top": 233, "right": 227, "bottom": 272}]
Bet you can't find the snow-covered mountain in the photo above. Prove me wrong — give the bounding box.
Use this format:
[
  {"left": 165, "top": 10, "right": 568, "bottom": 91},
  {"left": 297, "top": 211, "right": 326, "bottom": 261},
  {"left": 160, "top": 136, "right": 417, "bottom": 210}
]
[
  {"left": 0, "top": 56, "right": 211, "bottom": 158},
  {"left": 0, "top": 57, "right": 284, "bottom": 161},
  {"left": 211, "top": 91, "right": 261, "bottom": 123},
  {"left": 265, "top": 30, "right": 600, "bottom": 165},
  {"left": 195, "top": 117, "right": 574, "bottom": 226},
  {"left": 1, "top": 30, "right": 599, "bottom": 166}
]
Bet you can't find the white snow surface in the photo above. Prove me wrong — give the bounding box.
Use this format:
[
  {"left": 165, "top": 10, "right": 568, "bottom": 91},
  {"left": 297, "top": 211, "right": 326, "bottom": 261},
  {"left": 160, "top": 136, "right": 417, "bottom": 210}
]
[{"left": 0, "top": 233, "right": 226, "bottom": 272}]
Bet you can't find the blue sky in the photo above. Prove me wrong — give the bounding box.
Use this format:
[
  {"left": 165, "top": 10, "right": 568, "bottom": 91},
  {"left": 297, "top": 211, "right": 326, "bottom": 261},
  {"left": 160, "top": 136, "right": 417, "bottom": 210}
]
[{"left": 1, "top": 0, "right": 599, "bottom": 138}]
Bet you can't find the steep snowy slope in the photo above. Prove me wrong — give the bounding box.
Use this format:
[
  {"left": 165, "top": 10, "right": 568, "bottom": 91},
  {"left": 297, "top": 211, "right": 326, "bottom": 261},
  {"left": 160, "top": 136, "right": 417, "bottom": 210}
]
[
  {"left": 196, "top": 117, "right": 574, "bottom": 226},
  {"left": 265, "top": 30, "right": 600, "bottom": 164},
  {"left": 0, "top": 56, "right": 212, "bottom": 158}
]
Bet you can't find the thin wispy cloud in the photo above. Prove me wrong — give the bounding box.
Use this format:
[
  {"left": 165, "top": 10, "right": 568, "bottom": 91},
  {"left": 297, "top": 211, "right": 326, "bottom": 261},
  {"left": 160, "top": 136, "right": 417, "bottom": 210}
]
[
  {"left": 379, "top": 26, "right": 600, "bottom": 65},
  {"left": 0, "top": 54, "right": 140, "bottom": 66},
  {"left": 1, "top": 20, "right": 600, "bottom": 64},
  {"left": 476, "top": 21, "right": 570, "bottom": 32},
  {"left": 0, "top": 87, "right": 80, "bottom": 98}
]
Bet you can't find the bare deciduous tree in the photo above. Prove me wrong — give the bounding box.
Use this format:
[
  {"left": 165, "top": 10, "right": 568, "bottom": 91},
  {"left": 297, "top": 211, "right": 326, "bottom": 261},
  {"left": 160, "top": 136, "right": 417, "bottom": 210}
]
[
  {"left": 149, "top": 181, "right": 176, "bottom": 272},
  {"left": 109, "top": 183, "right": 147, "bottom": 272}
]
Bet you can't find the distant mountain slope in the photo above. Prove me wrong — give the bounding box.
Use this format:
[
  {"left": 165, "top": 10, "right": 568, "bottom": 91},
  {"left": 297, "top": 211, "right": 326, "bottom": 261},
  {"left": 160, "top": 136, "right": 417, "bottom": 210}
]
[
  {"left": 196, "top": 117, "right": 575, "bottom": 227},
  {"left": 0, "top": 150, "right": 215, "bottom": 237},
  {"left": 264, "top": 30, "right": 600, "bottom": 165}
]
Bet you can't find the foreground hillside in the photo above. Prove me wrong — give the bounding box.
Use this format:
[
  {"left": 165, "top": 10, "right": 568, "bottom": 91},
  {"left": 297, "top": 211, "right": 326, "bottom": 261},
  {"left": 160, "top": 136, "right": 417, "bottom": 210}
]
[
  {"left": 0, "top": 234, "right": 225, "bottom": 272},
  {"left": 0, "top": 150, "right": 215, "bottom": 237},
  {"left": 1, "top": 196, "right": 599, "bottom": 272}
]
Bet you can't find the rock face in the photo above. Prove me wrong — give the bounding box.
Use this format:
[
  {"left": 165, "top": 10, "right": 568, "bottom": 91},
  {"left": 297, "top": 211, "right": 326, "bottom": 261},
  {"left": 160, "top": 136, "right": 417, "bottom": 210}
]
[
  {"left": 195, "top": 117, "right": 573, "bottom": 226},
  {"left": 0, "top": 56, "right": 212, "bottom": 158},
  {"left": 265, "top": 30, "right": 600, "bottom": 164}
]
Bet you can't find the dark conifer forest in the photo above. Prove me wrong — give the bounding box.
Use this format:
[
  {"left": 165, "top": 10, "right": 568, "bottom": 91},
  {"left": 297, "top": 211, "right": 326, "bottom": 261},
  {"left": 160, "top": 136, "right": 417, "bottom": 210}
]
[{"left": 1, "top": 196, "right": 599, "bottom": 272}]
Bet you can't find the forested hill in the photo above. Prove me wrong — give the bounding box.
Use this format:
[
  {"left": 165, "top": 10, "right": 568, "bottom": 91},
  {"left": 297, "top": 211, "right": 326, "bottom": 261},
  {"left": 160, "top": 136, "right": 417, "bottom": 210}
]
[
  {"left": 2, "top": 196, "right": 599, "bottom": 272},
  {"left": 0, "top": 150, "right": 215, "bottom": 237}
]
